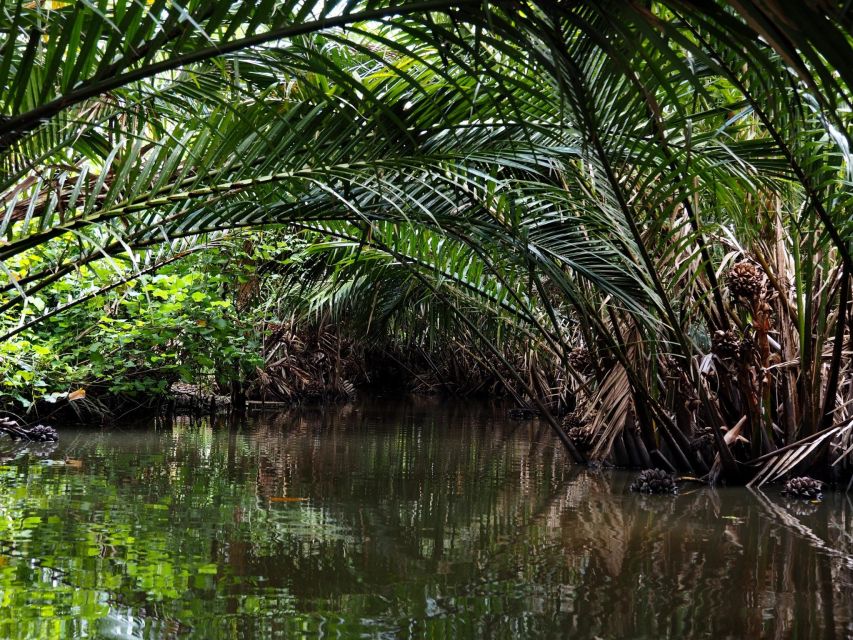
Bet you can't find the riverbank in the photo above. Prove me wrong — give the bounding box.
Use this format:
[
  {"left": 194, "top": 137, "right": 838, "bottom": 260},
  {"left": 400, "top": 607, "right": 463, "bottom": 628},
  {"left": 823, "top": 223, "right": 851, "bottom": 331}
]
[{"left": 0, "top": 321, "right": 576, "bottom": 425}]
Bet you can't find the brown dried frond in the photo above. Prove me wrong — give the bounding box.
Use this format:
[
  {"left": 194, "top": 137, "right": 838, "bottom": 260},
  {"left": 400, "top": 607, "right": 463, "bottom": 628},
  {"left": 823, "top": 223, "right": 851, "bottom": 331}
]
[{"left": 689, "top": 426, "right": 714, "bottom": 451}]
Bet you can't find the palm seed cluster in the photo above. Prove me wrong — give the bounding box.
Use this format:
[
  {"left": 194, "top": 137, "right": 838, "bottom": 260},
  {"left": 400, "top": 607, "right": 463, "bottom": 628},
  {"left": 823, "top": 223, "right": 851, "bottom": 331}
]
[
  {"left": 782, "top": 476, "right": 823, "bottom": 501},
  {"left": 629, "top": 469, "right": 678, "bottom": 494},
  {"left": 726, "top": 260, "right": 765, "bottom": 303}
]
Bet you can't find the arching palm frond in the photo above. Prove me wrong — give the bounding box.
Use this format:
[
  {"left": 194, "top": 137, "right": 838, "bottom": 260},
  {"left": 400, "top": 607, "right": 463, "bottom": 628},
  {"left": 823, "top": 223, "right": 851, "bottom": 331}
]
[{"left": 2, "top": 1, "right": 853, "bottom": 480}]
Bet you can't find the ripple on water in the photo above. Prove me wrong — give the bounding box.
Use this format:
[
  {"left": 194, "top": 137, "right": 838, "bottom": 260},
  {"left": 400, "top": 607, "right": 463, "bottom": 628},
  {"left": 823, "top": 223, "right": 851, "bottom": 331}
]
[{"left": 0, "top": 398, "right": 849, "bottom": 639}]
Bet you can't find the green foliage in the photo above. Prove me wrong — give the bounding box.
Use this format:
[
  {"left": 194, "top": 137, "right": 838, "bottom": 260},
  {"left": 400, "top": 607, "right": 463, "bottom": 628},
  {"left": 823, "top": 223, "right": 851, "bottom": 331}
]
[{"left": 0, "top": 246, "right": 263, "bottom": 407}]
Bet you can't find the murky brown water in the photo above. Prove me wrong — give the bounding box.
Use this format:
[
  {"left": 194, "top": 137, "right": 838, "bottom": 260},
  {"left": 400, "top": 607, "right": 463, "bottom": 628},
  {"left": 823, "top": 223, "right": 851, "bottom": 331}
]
[{"left": 0, "top": 397, "right": 851, "bottom": 638}]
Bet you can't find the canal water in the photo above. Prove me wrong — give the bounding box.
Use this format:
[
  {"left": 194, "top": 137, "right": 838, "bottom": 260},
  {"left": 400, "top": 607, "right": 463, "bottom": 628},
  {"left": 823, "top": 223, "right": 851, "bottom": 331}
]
[{"left": 0, "top": 397, "right": 850, "bottom": 638}]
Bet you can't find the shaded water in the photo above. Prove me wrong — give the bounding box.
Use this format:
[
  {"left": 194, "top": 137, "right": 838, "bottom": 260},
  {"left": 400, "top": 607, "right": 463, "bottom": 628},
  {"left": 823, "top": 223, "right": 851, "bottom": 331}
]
[{"left": 0, "top": 397, "right": 851, "bottom": 639}]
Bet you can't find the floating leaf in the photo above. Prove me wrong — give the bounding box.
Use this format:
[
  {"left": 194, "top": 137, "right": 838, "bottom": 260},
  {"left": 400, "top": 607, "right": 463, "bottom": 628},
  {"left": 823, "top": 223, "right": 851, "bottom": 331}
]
[{"left": 68, "top": 388, "right": 86, "bottom": 401}]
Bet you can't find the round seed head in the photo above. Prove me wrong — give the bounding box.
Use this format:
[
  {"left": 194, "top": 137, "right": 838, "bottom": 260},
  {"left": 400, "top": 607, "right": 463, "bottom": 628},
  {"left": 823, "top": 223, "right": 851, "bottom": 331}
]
[
  {"left": 782, "top": 476, "right": 823, "bottom": 501},
  {"left": 630, "top": 468, "right": 678, "bottom": 494},
  {"left": 727, "top": 261, "right": 765, "bottom": 302},
  {"left": 712, "top": 329, "right": 740, "bottom": 360},
  {"left": 568, "top": 347, "right": 593, "bottom": 373}
]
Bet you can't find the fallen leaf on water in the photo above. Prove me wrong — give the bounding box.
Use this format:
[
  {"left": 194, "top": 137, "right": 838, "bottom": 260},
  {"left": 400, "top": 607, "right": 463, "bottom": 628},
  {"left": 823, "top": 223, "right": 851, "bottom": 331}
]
[{"left": 269, "top": 497, "right": 308, "bottom": 503}]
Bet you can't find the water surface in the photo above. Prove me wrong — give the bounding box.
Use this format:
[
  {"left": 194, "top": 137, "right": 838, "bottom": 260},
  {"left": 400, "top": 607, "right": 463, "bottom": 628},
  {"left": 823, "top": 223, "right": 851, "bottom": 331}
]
[{"left": 0, "top": 398, "right": 851, "bottom": 638}]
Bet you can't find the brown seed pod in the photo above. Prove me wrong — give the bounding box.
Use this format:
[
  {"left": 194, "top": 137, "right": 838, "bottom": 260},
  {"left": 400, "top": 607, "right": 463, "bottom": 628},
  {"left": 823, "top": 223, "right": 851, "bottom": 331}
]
[
  {"left": 630, "top": 468, "right": 678, "bottom": 494},
  {"left": 567, "top": 425, "right": 595, "bottom": 452},
  {"left": 660, "top": 354, "right": 684, "bottom": 377},
  {"left": 712, "top": 329, "right": 740, "bottom": 360},
  {"left": 738, "top": 334, "right": 756, "bottom": 362},
  {"left": 782, "top": 476, "right": 823, "bottom": 501},
  {"left": 561, "top": 411, "right": 586, "bottom": 431},
  {"left": 568, "top": 347, "right": 592, "bottom": 373},
  {"left": 727, "top": 260, "right": 765, "bottom": 302}
]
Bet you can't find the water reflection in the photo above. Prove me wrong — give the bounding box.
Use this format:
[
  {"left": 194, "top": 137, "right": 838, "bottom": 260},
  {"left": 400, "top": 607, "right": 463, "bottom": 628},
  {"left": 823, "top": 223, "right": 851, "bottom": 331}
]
[{"left": 0, "top": 397, "right": 850, "bottom": 638}]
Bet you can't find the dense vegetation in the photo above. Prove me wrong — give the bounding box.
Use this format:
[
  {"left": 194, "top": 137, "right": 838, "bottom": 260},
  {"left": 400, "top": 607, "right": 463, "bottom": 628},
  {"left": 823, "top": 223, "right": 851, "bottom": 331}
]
[{"left": 2, "top": 1, "right": 853, "bottom": 486}]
